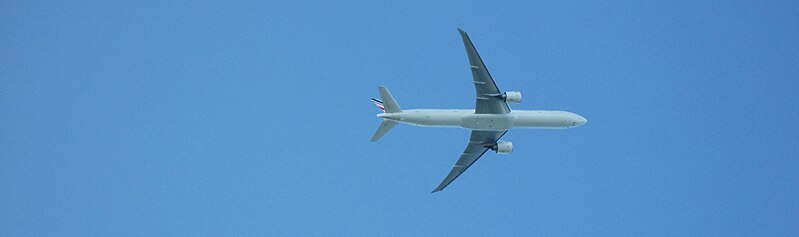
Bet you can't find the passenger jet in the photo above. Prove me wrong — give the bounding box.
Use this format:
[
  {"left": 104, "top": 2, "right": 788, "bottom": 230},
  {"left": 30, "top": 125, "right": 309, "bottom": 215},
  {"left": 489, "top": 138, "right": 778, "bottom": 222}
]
[{"left": 371, "top": 29, "right": 587, "bottom": 192}]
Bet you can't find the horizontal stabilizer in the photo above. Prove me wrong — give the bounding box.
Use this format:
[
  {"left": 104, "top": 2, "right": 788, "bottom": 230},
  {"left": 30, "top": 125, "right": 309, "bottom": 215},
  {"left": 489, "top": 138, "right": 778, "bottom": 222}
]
[
  {"left": 370, "top": 119, "right": 397, "bottom": 142},
  {"left": 378, "top": 86, "right": 402, "bottom": 113}
]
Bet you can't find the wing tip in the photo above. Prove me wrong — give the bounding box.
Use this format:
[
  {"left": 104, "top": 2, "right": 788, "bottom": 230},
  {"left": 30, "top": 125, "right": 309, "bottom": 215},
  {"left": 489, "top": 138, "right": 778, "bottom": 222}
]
[{"left": 432, "top": 183, "right": 448, "bottom": 193}]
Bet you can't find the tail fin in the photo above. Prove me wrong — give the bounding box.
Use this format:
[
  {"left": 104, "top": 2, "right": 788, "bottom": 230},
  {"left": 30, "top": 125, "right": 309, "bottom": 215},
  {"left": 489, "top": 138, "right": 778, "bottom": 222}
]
[
  {"left": 371, "top": 98, "right": 385, "bottom": 111},
  {"left": 377, "top": 86, "right": 402, "bottom": 113},
  {"left": 370, "top": 120, "right": 397, "bottom": 142}
]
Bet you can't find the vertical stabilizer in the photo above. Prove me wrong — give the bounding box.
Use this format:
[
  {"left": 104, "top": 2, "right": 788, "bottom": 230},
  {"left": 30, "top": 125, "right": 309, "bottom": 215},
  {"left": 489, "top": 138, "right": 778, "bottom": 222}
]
[{"left": 371, "top": 98, "right": 385, "bottom": 111}]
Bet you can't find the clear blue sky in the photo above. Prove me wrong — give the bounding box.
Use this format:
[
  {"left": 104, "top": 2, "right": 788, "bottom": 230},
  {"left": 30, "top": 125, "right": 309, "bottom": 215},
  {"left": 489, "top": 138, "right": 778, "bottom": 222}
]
[{"left": 2, "top": 1, "right": 798, "bottom": 236}]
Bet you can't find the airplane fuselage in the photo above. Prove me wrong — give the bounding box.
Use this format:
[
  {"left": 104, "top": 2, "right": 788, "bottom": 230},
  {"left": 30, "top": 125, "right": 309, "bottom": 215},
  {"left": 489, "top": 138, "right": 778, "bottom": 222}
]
[{"left": 378, "top": 109, "right": 587, "bottom": 131}]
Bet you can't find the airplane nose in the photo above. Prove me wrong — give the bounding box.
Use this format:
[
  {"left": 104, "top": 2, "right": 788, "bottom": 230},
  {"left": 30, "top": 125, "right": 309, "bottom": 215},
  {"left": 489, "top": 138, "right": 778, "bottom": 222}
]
[{"left": 571, "top": 114, "right": 587, "bottom": 127}]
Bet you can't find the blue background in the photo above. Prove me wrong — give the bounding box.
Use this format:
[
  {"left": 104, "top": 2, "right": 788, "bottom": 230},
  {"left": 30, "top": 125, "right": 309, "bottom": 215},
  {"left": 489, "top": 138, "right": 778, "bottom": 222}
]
[{"left": 2, "top": 1, "right": 798, "bottom": 236}]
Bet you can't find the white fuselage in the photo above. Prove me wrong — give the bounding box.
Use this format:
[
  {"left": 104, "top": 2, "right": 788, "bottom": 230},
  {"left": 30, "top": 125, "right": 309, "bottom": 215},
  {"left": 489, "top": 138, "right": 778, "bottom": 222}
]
[{"left": 378, "top": 109, "right": 587, "bottom": 131}]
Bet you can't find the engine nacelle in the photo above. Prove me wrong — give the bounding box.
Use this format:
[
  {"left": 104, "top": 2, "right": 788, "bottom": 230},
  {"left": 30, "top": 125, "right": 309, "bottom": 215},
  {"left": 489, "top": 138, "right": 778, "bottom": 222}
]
[
  {"left": 503, "top": 91, "right": 522, "bottom": 104},
  {"left": 492, "top": 141, "right": 513, "bottom": 154}
]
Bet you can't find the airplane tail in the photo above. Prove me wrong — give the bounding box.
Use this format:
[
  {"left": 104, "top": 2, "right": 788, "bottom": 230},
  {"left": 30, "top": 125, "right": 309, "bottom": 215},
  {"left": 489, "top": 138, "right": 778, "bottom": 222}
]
[
  {"left": 370, "top": 119, "right": 397, "bottom": 142},
  {"left": 376, "top": 86, "right": 402, "bottom": 113},
  {"left": 371, "top": 98, "right": 385, "bottom": 111},
  {"left": 370, "top": 86, "right": 402, "bottom": 141}
]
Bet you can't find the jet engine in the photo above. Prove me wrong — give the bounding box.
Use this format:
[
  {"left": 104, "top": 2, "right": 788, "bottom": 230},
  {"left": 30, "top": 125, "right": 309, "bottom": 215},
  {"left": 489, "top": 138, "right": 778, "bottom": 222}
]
[
  {"left": 491, "top": 141, "right": 513, "bottom": 154},
  {"left": 503, "top": 91, "right": 522, "bottom": 103}
]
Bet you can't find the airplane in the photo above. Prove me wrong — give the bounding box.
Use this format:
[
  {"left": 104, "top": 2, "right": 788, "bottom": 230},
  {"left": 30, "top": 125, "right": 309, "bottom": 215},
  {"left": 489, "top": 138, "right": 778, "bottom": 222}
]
[{"left": 370, "top": 29, "right": 587, "bottom": 193}]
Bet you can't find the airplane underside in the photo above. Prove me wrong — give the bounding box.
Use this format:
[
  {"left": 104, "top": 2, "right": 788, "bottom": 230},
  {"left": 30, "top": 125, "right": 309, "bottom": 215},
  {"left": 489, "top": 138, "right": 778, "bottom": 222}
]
[
  {"left": 379, "top": 109, "right": 585, "bottom": 131},
  {"left": 370, "top": 29, "right": 587, "bottom": 192}
]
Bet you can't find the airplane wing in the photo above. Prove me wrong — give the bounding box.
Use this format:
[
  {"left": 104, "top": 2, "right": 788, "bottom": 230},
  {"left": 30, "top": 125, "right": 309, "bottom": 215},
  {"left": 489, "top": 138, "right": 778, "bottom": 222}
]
[
  {"left": 432, "top": 130, "right": 508, "bottom": 192},
  {"left": 458, "top": 28, "right": 511, "bottom": 114}
]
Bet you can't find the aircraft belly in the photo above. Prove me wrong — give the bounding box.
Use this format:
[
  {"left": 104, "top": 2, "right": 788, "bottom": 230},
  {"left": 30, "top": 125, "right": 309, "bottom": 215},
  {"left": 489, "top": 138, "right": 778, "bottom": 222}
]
[
  {"left": 401, "top": 111, "right": 463, "bottom": 127},
  {"left": 460, "top": 114, "right": 513, "bottom": 131}
]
